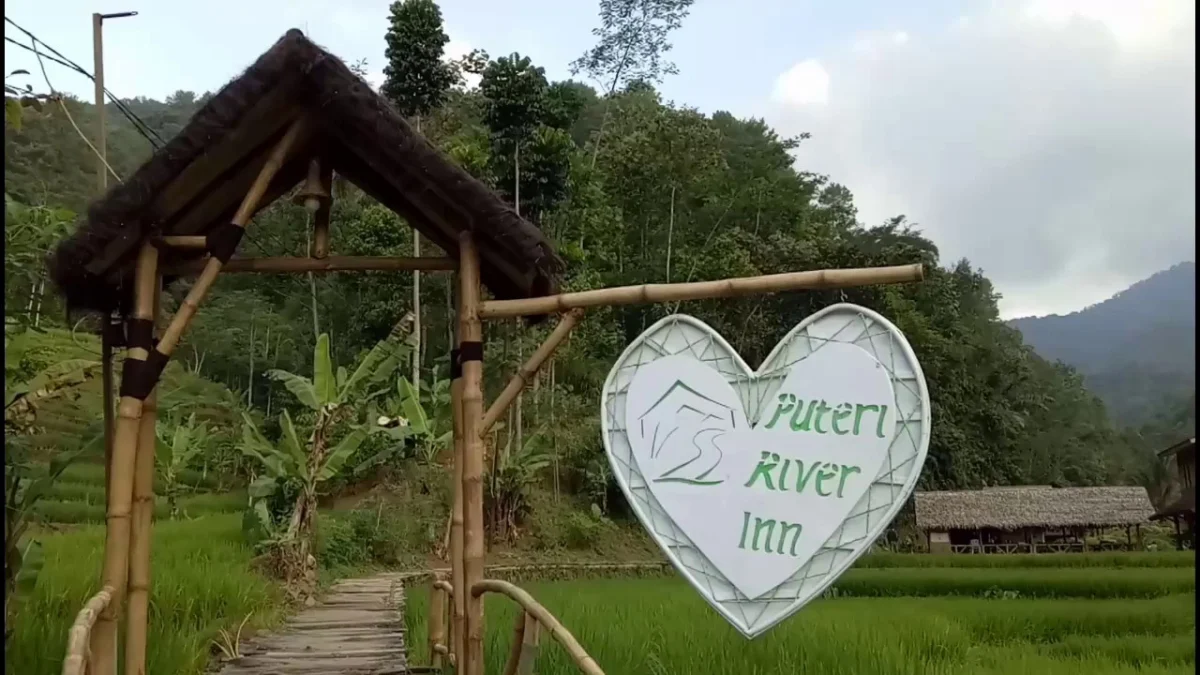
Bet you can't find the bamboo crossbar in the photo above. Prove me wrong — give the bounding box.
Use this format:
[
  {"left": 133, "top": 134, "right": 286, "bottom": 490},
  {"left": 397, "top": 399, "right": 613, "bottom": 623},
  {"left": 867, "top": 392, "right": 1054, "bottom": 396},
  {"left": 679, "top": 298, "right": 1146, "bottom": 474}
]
[
  {"left": 473, "top": 580, "right": 605, "bottom": 675},
  {"left": 481, "top": 309, "right": 583, "bottom": 434},
  {"left": 479, "top": 263, "right": 925, "bottom": 318},
  {"left": 168, "top": 255, "right": 457, "bottom": 275},
  {"left": 155, "top": 235, "right": 207, "bottom": 248},
  {"left": 62, "top": 585, "right": 115, "bottom": 675}
]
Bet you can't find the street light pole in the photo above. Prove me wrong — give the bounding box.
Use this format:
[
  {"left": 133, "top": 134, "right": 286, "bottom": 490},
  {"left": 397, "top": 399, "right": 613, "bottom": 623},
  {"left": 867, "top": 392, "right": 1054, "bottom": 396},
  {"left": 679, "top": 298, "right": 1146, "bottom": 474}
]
[{"left": 92, "top": 11, "right": 137, "bottom": 194}]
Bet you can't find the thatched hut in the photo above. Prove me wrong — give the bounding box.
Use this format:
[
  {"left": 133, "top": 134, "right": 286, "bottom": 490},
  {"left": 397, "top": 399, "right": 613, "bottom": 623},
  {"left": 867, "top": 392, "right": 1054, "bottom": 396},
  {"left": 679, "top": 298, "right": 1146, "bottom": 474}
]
[
  {"left": 1151, "top": 437, "right": 1195, "bottom": 550},
  {"left": 915, "top": 486, "right": 1155, "bottom": 553}
]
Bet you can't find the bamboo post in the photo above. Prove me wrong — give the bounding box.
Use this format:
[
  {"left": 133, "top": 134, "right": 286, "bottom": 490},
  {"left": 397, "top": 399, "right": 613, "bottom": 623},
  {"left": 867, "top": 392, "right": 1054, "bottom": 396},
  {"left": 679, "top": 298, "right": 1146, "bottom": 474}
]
[
  {"left": 123, "top": 272, "right": 161, "bottom": 675},
  {"left": 502, "top": 612, "right": 526, "bottom": 675},
  {"left": 458, "top": 232, "right": 486, "bottom": 675},
  {"left": 89, "top": 243, "right": 158, "bottom": 675},
  {"left": 478, "top": 263, "right": 925, "bottom": 319},
  {"left": 429, "top": 581, "right": 446, "bottom": 670},
  {"left": 450, "top": 286, "right": 467, "bottom": 670},
  {"left": 89, "top": 118, "right": 305, "bottom": 675},
  {"left": 517, "top": 613, "right": 541, "bottom": 675},
  {"left": 480, "top": 309, "right": 583, "bottom": 435}
]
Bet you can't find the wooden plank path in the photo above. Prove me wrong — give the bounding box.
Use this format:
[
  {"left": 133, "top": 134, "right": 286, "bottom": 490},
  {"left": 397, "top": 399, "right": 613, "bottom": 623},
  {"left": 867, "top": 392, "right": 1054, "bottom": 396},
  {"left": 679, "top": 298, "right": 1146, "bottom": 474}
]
[{"left": 215, "top": 572, "right": 410, "bottom": 675}]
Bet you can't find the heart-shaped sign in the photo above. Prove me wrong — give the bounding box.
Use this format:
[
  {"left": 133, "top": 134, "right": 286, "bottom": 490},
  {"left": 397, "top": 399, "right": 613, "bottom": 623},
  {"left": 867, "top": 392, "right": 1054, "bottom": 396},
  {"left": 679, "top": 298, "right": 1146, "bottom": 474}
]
[{"left": 601, "top": 304, "right": 930, "bottom": 638}]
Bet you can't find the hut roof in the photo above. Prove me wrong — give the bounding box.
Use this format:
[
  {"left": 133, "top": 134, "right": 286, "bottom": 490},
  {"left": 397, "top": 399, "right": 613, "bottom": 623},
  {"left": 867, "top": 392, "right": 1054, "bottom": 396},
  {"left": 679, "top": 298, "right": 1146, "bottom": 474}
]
[
  {"left": 47, "top": 29, "right": 561, "bottom": 315},
  {"left": 1152, "top": 489, "right": 1196, "bottom": 519},
  {"left": 914, "top": 486, "right": 1155, "bottom": 531},
  {"left": 1158, "top": 437, "right": 1196, "bottom": 459}
]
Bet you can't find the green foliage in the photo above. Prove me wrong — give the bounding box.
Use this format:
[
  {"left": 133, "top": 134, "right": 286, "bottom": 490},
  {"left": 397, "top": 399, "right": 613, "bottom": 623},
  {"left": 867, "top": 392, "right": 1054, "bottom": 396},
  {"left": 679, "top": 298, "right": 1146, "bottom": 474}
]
[
  {"left": 382, "top": 0, "right": 456, "bottom": 118},
  {"left": 155, "top": 413, "right": 212, "bottom": 518},
  {"left": 570, "top": 0, "right": 696, "bottom": 90}
]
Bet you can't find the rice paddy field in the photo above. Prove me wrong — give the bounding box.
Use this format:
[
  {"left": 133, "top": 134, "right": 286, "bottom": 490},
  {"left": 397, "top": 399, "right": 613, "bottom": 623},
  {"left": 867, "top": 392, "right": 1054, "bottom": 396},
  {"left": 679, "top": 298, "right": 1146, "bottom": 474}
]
[
  {"left": 405, "top": 552, "right": 1197, "bottom": 675},
  {"left": 6, "top": 515, "right": 284, "bottom": 675},
  {"left": 30, "top": 460, "right": 246, "bottom": 525}
]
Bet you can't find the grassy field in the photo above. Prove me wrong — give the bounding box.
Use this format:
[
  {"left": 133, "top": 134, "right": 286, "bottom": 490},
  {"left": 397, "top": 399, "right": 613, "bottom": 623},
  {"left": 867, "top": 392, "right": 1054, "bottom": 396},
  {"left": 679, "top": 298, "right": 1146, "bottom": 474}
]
[
  {"left": 5, "top": 515, "right": 284, "bottom": 675},
  {"left": 406, "top": 560, "right": 1196, "bottom": 675}
]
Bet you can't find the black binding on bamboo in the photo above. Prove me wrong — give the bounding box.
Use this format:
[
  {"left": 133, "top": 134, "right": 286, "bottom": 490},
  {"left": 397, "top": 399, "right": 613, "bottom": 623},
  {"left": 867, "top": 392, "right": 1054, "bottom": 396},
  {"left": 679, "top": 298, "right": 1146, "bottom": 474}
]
[
  {"left": 450, "top": 348, "right": 462, "bottom": 380},
  {"left": 119, "top": 350, "right": 168, "bottom": 400},
  {"left": 125, "top": 318, "right": 155, "bottom": 351},
  {"left": 459, "top": 341, "right": 483, "bottom": 364},
  {"left": 206, "top": 222, "right": 245, "bottom": 264}
]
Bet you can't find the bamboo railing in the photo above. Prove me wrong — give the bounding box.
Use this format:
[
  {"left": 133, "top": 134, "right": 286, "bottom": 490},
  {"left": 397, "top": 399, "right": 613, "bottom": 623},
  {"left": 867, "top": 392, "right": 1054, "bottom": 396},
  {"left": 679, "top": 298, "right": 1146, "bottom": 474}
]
[
  {"left": 62, "top": 586, "right": 115, "bottom": 675},
  {"left": 473, "top": 579, "right": 605, "bottom": 675}
]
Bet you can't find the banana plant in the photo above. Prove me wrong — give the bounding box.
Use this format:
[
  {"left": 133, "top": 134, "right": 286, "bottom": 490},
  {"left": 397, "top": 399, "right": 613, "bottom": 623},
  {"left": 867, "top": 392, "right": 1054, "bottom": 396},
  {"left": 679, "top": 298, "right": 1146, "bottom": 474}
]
[
  {"left": 358, "top": 375, "right": 454, "bottom": 472},
  {"left": 242, "top": 321, "right": 410, "bottom": 572},
  {"left": 155, "top": 413, "right": 211, "bottom": 519},
  {"left": 240, "top": 410, "right": 367, "bottom": 556}
]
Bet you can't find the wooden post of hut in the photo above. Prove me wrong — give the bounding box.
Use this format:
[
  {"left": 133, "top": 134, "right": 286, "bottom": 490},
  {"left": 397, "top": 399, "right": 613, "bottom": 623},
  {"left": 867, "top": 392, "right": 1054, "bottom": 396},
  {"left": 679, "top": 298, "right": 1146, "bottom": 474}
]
[{"left": 47, "top": 29, "right": 928, "bottom": 675}]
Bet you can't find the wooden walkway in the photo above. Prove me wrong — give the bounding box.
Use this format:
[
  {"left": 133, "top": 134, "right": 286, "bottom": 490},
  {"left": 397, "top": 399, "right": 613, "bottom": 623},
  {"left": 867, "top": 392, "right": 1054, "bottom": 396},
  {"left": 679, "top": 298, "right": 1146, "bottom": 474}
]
[{"left": 215, "top": 572, "right": 410, "bottom": 675}]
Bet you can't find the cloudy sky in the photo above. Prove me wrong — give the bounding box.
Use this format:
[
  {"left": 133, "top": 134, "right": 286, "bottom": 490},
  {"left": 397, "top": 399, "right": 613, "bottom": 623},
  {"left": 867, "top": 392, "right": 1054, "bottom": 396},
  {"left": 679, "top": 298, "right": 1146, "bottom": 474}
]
[{"left": 6, "top": 0, "right": 1195, "bottom": 318}]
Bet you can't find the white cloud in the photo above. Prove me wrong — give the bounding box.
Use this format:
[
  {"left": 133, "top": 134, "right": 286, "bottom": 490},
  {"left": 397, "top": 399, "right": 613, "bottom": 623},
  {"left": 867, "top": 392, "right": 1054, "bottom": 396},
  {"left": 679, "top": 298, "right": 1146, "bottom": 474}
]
[
  {"left": 771, "top": 59, "right": 830, "bottom": 107},
  {"left": 767, "top": 0, "right": 1195, "bottom": 318}
]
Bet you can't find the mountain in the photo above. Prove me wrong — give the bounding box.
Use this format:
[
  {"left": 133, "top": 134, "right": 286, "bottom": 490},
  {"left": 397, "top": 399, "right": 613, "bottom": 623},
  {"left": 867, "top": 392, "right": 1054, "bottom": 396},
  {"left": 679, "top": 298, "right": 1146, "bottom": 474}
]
[{"left": 1010, "top": 263, "right": 1195, "bottom": 427}]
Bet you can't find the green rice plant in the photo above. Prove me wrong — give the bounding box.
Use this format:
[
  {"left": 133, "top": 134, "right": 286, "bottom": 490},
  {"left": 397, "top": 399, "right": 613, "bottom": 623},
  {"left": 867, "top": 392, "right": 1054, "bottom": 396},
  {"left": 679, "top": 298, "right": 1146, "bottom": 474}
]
[
  {"left": 405, "top": 578, "right": 1195, "bottom": 675},
  {"left": 5, "top": 514, "right": 283, "bottom": 675},
  {"left": 833, "top": 567, "right": 1195, "bottom": 599},
  {"left": 856, "top": 551, "right": 1195, "bottom": 569}
]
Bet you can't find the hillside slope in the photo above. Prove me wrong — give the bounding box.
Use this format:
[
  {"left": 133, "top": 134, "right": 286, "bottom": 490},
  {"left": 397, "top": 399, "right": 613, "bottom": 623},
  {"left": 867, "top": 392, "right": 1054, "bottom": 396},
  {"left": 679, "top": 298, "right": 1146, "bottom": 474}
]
[{"left": 1010, "top": 263, "right": 1196, "bottom": 426}]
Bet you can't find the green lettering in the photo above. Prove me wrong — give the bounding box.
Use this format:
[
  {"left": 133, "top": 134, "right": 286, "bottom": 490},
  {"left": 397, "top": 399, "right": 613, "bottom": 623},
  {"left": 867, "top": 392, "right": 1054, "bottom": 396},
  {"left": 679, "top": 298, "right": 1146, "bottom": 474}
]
[
  {"left": 815, "top": 463, "right": 838, "bottom": 496},
  {"left": 744, "top": 452, "right": 780, "bottom": 491},
  {"left": 854, "top": 404, "right": 879, "bottom": 435},
  {"left": 837, "top": 465, "right": 862, "bottom": 498},
  {"left": 765, "top": 394, "right": 796, "bottom": 429},
  {"left": 777, "top": 521, "right": 803, "bottom": 556},
  {"left": 812, "top": 400, "right": 832, "bottom": 434},
  {"left": 831, "top": 403, "right": 853, "bottom": 435},
  {"left": 875, "top": 404, "right": 890, "bottom": 438},
  {"left": 738, "top": 511, "right": 751, "bottom": 549},
  {"left": 777, "top": 459, "right": 792, "bottom": 491},
  {"left": 752, "top": 517, "right": 777, "bottom": 553},
  {"left": 790, "top": 399, "right": 815, "bottom": 431},
  {"left": 794, "top": 460, "right": 822, "bottom": 493}
]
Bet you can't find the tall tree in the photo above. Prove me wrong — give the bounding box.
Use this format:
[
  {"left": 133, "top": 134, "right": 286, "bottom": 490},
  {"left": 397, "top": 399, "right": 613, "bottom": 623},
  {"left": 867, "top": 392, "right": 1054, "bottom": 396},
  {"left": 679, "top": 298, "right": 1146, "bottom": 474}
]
[
  {"left": 479, "top": 53, "right": 550, "bottom": 216},
  {"left": 382, "top": 0, "right": 457, "bottom": 393},
  {"left": 571, "top": 0, "right": 695, "bottom": 167}
]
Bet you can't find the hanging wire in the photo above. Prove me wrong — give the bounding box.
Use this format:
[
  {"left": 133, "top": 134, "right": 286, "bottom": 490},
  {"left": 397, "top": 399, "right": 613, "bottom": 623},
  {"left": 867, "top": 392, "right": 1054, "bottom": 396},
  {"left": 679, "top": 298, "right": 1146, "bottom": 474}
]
[{"left": 5, "top": 17, "right": 165, "bottom": 149}]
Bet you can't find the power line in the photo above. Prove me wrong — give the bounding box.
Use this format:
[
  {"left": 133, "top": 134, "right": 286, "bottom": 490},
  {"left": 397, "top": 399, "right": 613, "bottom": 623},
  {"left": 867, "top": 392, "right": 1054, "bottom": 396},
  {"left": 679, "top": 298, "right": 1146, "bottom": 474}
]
[{"left": 5, "top": 17, "right": 165, "bottom": 148}]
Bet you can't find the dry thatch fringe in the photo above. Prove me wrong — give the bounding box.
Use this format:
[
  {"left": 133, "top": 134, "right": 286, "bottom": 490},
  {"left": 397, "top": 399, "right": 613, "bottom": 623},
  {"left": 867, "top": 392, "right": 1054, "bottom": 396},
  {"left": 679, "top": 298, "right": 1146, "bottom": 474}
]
[
  {"left": 61, "top": 585, "right": 114, "bottom": 675},
  {"left": 915, "top": 486, "right": 1156, "bottom": 531}
]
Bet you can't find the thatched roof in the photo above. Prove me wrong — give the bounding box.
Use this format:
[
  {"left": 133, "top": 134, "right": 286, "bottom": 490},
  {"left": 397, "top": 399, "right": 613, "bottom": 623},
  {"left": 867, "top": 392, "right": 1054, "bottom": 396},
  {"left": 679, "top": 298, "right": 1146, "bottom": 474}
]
[
  {"left": 48, "top": 29, "right": 561, "bottom": 316},
  {"left": 915, "top": 486, "right": 1155, "bottom": 531},
  {"left": 1158, "top": 437, "right": 1195, "bottom": 459},
  {"left": 1152, "top": 489, "right": 1195, "bottom": 519}
]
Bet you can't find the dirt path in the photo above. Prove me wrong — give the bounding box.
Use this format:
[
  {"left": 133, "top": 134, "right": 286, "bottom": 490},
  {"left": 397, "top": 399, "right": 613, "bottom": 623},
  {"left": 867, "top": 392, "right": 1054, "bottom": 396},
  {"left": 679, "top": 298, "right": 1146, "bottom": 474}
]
[{"left": 215, "top": 572, "right": 409, "bottom": 675}]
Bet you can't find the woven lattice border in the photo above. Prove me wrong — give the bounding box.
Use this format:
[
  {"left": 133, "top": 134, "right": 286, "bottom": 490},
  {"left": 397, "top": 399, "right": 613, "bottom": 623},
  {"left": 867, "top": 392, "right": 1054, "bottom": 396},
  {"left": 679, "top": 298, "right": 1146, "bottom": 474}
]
[{"left": 601, "top": 303, "right": 931, "bottom": 637}]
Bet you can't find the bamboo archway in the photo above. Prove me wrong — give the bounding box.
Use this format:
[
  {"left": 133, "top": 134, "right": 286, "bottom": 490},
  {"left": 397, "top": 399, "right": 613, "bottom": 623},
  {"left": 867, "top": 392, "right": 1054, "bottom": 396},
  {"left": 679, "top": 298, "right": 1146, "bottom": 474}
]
[{"left": 57, "top": 102, "right": 924, "bottom": 675}]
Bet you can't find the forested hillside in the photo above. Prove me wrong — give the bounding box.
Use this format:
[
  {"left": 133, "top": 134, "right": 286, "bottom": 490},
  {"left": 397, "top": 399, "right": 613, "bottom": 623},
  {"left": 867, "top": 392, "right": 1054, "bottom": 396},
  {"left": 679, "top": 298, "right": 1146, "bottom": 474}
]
[
  {"left": 1011, "top": 263, "right": 1196, "bottom": 428},
  {"left": 4, "top": 25, "right": 1175, "bottom": 515}
]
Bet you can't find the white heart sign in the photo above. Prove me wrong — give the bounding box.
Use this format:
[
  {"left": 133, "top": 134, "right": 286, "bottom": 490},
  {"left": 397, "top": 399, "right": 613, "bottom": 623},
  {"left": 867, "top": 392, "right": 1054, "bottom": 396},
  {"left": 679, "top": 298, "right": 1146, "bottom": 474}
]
[{"left": 601, "top": 304, "right": 931, "bottom": 638}]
